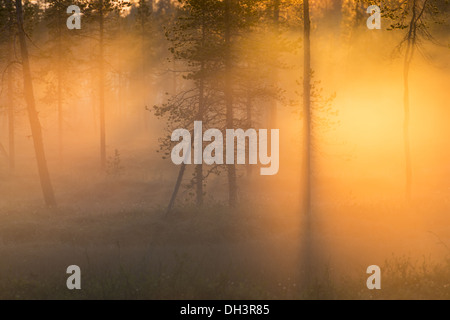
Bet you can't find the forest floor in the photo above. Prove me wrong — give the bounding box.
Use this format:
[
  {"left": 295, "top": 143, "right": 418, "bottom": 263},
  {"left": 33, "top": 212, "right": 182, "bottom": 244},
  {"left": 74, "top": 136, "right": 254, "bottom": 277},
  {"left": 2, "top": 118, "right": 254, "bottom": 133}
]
[{"left": 0, "top": 151, "right": 449, "bottom": 299}]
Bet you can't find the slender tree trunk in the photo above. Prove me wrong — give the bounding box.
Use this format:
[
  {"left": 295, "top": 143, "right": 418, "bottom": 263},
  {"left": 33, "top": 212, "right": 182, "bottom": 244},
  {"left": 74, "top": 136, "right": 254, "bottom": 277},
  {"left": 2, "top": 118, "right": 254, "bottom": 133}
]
[
  {"left": 268, "top": 0, "right": 280, "bottom": 129},
  {"left": 167, "top": 8, "right": 206, "bottom": 212},
  {"left": 99, "top": 1, "right": 106, "bottom": 168},
  {"left": 196, "top": 68, "right": 205, "bottom": 207},
  {"left": 15, "top": 0, "right": 56, "bottom": 206},
  {"left": 166, "top": 35, "right": 184, "bottom": 215},
  {"left": 403, "top": 0, "right": 418, "bottom": 201},
  {"left": 273, "top": 0, "right": 280, "bottom": 27},
  {"left": 57, "top": 17, "right": 63, "bottom": 164},
  {"left": 403, "top": 46, "right": 413, "bottom": 202},
  {"left": 141, "top": 0, "right": 147, "bottom": 81},
  {"left": 166, "top": 163, "right": 186, "bottom": 215},
  {"left": 331, "top": 0, "right": 343, "bottom": 32},
  {"left": 195, "top": 77, "right": 205, "bottom": 207},
  {"left": 90, "top": 57, "right": 97, "bottom": 132},
  {"left": 172, "top": 60, "right": 177, "bottom": 95},
  {"left": 140, "top": 0, "right": 151, "bottom": 130},
  {"left": 117, "top": 17, "right": 122, "bottom": 119},
  {"left": 195, "top": 163, "right": 203, "bottom": 206},
  {"left": 346, "top": 1, "right": 365, "bottom": 52},
  {"left": 224, "top": 0, "right": 237, "bottom": 207},
  {"left": 246, "top": 90, "right": 253, "bottom": 177},
  {"left": 7, "top": 0, "right": 15, "bottom": 170},
  {"left": 195, "top": 15, "right": 208, "bottom": 207},
  {"left": 57, "top": 60, "right": 63, "bottom": 163},
  {"left": 353, "top": 1, "right": 365, "bottom": 28},
  {"left": 7, "top": 63, "right": 14, "bottom": 170},
  {"left": 166, "top": 134, "right": 191, "bottom": 215},
  {"left": 303, "top": 0, "right": 311, "bottom": 221},
  {"left": 301, "top": 0, "right": 312, "bottom": 287}
]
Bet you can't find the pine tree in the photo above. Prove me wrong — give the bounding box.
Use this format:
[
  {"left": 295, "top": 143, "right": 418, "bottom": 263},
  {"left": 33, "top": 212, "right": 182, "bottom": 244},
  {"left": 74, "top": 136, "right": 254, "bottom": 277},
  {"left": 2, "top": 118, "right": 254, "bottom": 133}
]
[
  {"left": 15, "top": 0, "right": 57, "bottom": 206},
  {"left": 156, "top": 0, "right": 262, "bottom": 209},
  {"left": 83, "top": 0, "right": 130, "bottom": 168},
  {"left": 156, "top": 0, "right": 222, "bottom": 211},
  {"left": 386, "top": 0, "right": 449, "bottom": 200},
  {"left": 41, "top": 0, "right": 81, "bottom": 163}
]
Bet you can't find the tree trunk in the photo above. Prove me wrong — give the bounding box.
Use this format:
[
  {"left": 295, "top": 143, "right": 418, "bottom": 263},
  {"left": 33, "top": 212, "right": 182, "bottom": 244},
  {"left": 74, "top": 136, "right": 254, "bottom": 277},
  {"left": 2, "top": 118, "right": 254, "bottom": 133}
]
[
  {"left": 224, "top": 0, "right": 237, "bottom": 207},
  {"left": 140, "top": 0, "right": 151, "bottom": 130},
  {"left": 301, "top": 0, "right": 312, "bottom": 287},
  {"left": 167, "top": 9, "right": 206, "bottom": 212},
  {"left": 166, "top": 163, "right": 186, "bottom": 215},
  {"left": 57, "top": 59, "right": 63, "bottom": 163},
  {"left": 273, "top": 0, "right": 279, "bottom": 26},
  {"left": 196, "top": 69, "right": 205, "bottom": 207},
  {"left": 57, "top": 13, "right": 63, "bottom": 164},
  {"left": 403, "top": 47, "right": 413, "bottom": 202},
  {"left": 303, "top": 0, "right": 311, "bottom": 223},
  {"left": 7, "top": 0, "right": 15, "bottom": 171},
  {"left": 195, "top": 15, "right": 208, "bottom": 207},
  {"left": 15, "top": 0, "right": 57, "bottom": 206},
  {"left": 7, "top": 64, "right": 14, "bottom": 171},
  {"left": 268, "top": 0, "right": 280, "bottom": 129},
  {"left": 330, "top": 0, "right": 343, "bottom": 32},
  {"left": 195, "top": 162, "right": 203, "bottom": 206},
  {"left": 99, "top": 0, "right": 106, "bottom": 168},
  {"left": 246, "top": 91, "right": 253, "bottom": 177},
  {"left": 402, "top": 0, "right": 421, "bottom": 202}
]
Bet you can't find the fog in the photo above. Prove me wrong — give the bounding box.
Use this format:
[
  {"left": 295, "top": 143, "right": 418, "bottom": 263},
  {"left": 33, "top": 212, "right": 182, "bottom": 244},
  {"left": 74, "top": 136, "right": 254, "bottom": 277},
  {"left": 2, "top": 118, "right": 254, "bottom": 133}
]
[{"left": 0, "top": 0, "right": 449, "bottom": 299}]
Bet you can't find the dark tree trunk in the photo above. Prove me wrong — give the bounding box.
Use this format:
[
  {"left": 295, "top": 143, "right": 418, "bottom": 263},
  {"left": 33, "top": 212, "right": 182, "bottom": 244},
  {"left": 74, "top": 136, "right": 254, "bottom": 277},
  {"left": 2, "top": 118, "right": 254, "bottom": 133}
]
[
  {"left": 303, "top": 0, "right": 311, "bottom": 221},
  {"left": 268, "top": 0, "right": 280, "bottom": 129},
  {"left": 301, "top": 0, "right": 312, "bottom": 287},
  {"left": 246, "top": 91, "right": 253, "bottom": 177},
  {"left": 195, "top": 162, "right": 203, "bottom": 206},
  {"left": 140, "top": 0, "right": 152, "bottom": 130},
  {"left": 403, "top": 44, "right": 413, "bottom": 202},
  {"left": 7, "top": 0, "right": 15, "bottom": 170},
  {"left": 403, "top": 0, "right": 422, "bottom": 201},
  {"left": 195, "top": 15, "right": 208, "bottom": 207},
  {"left": 15, "top": 0, "right": 57, "bottom": 206},
  {"left": 224, "top": 0, "right": 237, "bottom": 207},
  {"left": 99, "top": 0, "right": 106, "bottom": 168},
  {"left": 330, "top": 0, "right": 343, "bottom": 31},
  {"left": 167, "top": 9, "right": 207, "bottom": 212},
  {"left": 196, "top": 68, "right": 205, "bottom": 207},
  {"left": 57, "top": 11, "right": 63, "bottom": 164},
  {"left": 166, "top": 163, "right": 186, "bottom": 215}
]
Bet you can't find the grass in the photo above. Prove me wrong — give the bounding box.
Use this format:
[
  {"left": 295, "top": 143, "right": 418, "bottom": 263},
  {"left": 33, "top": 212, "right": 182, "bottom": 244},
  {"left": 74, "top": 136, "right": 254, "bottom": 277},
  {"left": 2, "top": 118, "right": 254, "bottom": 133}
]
[
  {"left": 0, "top": 252, "right": 448, "bottom": 299},
  {"left": 0, "top": 161, "right": 449, "bottom": 299},
  {"left": 0, "top": 201, "right": 447, "bottom": 300}
]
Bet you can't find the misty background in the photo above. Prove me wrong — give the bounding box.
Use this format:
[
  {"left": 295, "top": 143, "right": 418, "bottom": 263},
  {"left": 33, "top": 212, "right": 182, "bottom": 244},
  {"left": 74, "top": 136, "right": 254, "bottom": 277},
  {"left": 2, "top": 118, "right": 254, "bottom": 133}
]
[{"left": 0, "top": 0, "right": 449, "bottom": 299}]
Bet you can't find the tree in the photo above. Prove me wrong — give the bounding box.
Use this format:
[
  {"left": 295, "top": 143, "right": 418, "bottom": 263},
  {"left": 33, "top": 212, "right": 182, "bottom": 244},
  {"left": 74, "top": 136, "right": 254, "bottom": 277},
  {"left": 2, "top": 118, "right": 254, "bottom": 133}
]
[
  {"left": 158, "top": 0, "right": 275, "bottom": 210},
  {"left": 97, "top": 0, "right": 108, "bottom": 169},
  {"left": 6, "top": 0, "right": 15, "bottom": 170},
  {"left": 387, "top": 0, "right": 448, "bottom": 200},
  {"left": 136, "top": 0, "right": 153, "bottom": 83},
  {"left": 220, "top": 0, "right": 260, "bottom": 206},
  {"left": 41, "top": 0, "right": 81, "bottom": 163},
  {"left": 135, "top": 0, "right": 153, "bottom": 128},
  {"left": 156, "top": 0, "right": 263, "bottom": 209},
  {"left": 15, "top": 0, "right": 56, "bottom": 206},
  {"left": 83, "top": 0, "right": 130, "bottom": 168},
  {"left": 301, "top": 0, "right": 312, "bottom": 285},
  {"left": 270, "top": 0, "right": 280, "bottom": 128},
  {"left": 156, "top": 0, "right": 221, "bottom": 211},
  {"left": 0, "top": 0, "right": 20, "bottom": 171},
  {"left": 223, "top": 0, "right": 237, "bottom": 207}
]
